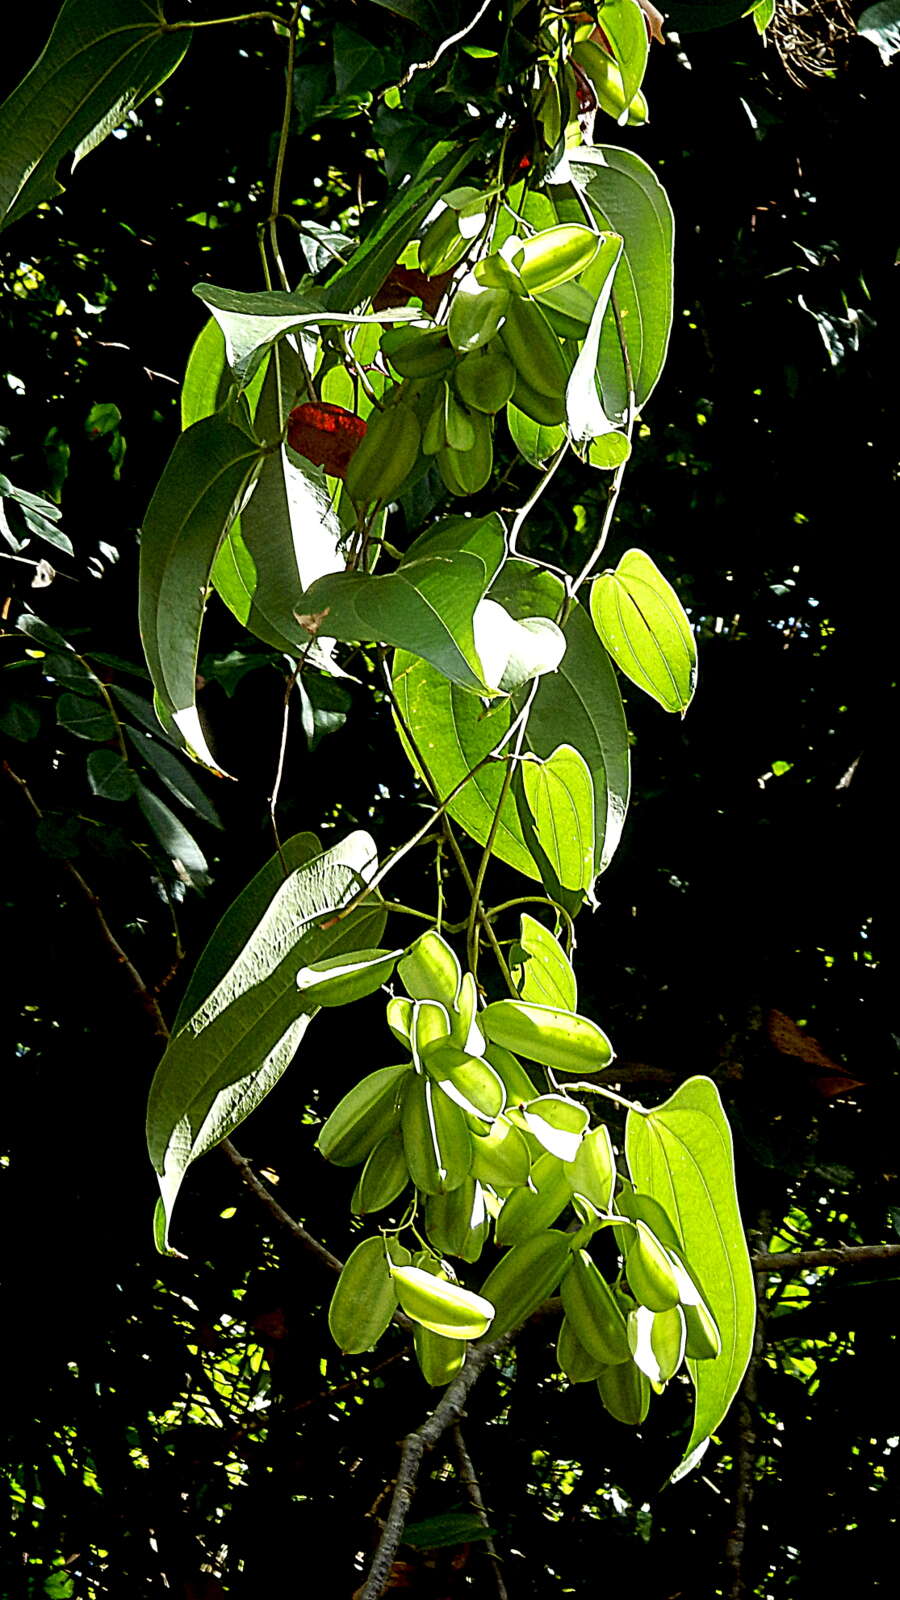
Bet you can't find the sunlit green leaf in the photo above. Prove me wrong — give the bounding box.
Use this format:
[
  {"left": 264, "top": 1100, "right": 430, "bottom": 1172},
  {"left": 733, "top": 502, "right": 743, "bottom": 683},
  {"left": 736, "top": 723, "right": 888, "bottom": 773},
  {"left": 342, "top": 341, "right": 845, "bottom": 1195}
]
[
  {"left": 590, "top": 547, "right": 697, "bottom": 713},
  {"left": 521, "top": 745, "right": 595, "bottom": 893},
  {"left": 625, "top": 1077, "right": 756, "bottom": 1478}
]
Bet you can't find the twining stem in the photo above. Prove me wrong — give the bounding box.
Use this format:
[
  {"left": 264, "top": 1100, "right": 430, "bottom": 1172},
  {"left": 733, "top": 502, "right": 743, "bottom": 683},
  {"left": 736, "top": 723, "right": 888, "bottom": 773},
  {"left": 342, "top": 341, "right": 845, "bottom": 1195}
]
[
  {"left": 164, "top": 11, "right": 285, "bottom": 30},
  {"left": 483, "top": 895, "right": 577, "bottom": 957},
  {"left": 466, "top": 677, "right": 539, "bottom": 975}
]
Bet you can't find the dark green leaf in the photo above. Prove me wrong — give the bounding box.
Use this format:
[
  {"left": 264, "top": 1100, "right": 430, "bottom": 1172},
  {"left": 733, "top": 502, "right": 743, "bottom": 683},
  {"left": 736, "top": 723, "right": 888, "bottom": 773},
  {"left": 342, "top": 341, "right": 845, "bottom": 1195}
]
[
  {"left": 403, "top": 1512, "right": 497, "bottom": 1551},
  {"left": 42, "top": 652, "right": 102, "bottom": 696},
  {"left": 0, "top": 0, "right": 191, "bottom": 232},
  {"left": 57, "top": 692, "right": 115, "bottom": 741},
  {"left": 147, "top": 831, "right": 385, "bottom": 1246},
  {"left": 86, "top": 749, "right": 137, "bottom": 801},
  {"left": 136, "top": 784, "right": 210, "bottom": 889},
  {"left": 139, "top": 412, "right": 262, "bottom": 772},
  {"left": 124, "top": 727, "right": 222, "bottom": 829},
  {"left": 0, "top": 699, "right": 40, "bottom": 741}
]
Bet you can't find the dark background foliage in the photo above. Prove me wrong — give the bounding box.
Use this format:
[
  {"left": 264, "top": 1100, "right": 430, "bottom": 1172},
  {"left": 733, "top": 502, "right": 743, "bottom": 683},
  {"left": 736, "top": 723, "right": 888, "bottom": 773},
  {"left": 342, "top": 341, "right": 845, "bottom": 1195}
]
[{"left": 1, "top": 3, "right": 898, "bottom": 1595}]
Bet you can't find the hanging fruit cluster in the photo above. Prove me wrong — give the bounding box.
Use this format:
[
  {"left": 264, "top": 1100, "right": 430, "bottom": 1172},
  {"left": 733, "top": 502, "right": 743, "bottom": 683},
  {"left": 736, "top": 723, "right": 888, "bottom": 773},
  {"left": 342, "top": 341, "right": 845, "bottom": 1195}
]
[{"left": 318, "top": 931, "right": 721, "bottom": 1421}]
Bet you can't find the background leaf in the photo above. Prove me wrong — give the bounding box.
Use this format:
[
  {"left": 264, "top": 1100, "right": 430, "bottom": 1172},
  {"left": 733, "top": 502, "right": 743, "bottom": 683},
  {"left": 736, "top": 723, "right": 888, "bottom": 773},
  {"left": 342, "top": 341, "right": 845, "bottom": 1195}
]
[
  {"left": 0, "top": 0, "right": 190, "bottom": 232},
  {"left": 139, "top": 412, "right": 262, "bottom": 772},
  {"left": 625, "top": 1077, "right": 756, "bottom": 1478}
]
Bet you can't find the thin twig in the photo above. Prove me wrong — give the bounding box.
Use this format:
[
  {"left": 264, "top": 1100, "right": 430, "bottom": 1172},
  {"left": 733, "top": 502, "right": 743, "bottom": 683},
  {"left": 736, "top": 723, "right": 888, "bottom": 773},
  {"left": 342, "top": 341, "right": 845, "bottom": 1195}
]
[
  {"left": 3, "top": 762, "right": 170, "bottom": 1037},
  {"left": 220, "top": 1139, "right": 344, "bottom": 1273},
  {"left": 724, "top": 1225, "right": 771, "bottom": 1600},
  {"left": 451, "top": 1424, "right": 508, "bottom": 1600}
]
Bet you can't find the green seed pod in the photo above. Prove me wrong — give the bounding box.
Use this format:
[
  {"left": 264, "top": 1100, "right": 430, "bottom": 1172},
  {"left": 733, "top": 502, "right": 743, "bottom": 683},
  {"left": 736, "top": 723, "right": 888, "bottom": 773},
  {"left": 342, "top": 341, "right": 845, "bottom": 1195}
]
[
  {"left": 495, "top": 1150, "right": 571, "bottom": 1247},
  {"left": 499, "top": 294, "right": 571, "bottom": 399},
  {"left": 624, "top": 1220, "right": 682, "bottom": 1313},
  {"left": 557, "top": 1314, "right": 607, "bottom": 1383},
  {"left": 414, "top": 1323, "right": 467, "bottom": 1385},
  {"left": 483, "top": 1042, "right": 540, "bottom": 1104},
  {"left": 328, "top": 1236, "right": 397, "bottom": 1354},
  {"left": 418, "top": 205, "right": 471, "bottom": 277},
  {"left": 533, "top": 279, "right": 595, "bottom": 340},
  {"left": 571, "top": 39, "right": 649, "bottom": 127},
  {"left": 480, "top": 998, "right": 614, "bottom": 1075},
  {"left": 596, "top": 1358, "right": 651, "bottom": 1425},
  {"left": 425, "top": 1176, "right": 489, "bottom": 1262},
  {"left": 627, "top": 1302, "right": 687, "bottom": 1387},
  {"left": 413, "top": 998, "right": 453, "bottom": 1060},
  {"left": 512, "top": 225, "right": 599, "bottom": 295},
  {"left": 451, "top": 970, "right": 485, "bottom": 1056},
  {"left": 398, "top": 929, "right": 462, "bottom": 1007},
  {"left": 508, "top": 377, "right": 567, "bottom": 427},
  {"left": 385, "top": 995, "right": 413, "bottom": 1046},
  {"left": 381, "top": 325, "right": 456, "bottom": 379},
  {"left": 469, "top": 1114, "right": 532, "bottom": 1190},
  {"left": 345, "top": 400, "right": 421, "bottom": 505},
  {"left": 437, "top": 409, "right": 493, "bottom": 496},
  {"left": 390, "top": 1262, "right": 494, "bottom": 1339},
  {"left": 560, "top": 1247, "right": 631, "bottom": 1365},
  {"left": 447, "top": 273, "right": 510, "bottom": 354},
  {"left": 426, "top": 1044, "right": 506, "bottom": 1120},
  {"left": 478, "top": 1229, "right": 572, "bottom": 1341},
  {"left": 401, "top": 1073, "right": 472, "bottom": 1195},
  {"left": 454, "top": 344, "right": 517, "bottom": 414},
  {"left": 316, "top": 1063, "right": 409, "bottom": 1167},
  {"left": 352, "top": 1129, "right": 410, "bottom": 1215},
  {"left": 295, "top": 947, "right": 401, "bottom": 1007},
  {"left": 567, "top": 1124, "right": 616, "bottom": 1211},
  {"left": 682, "top": 1298, "right": 721, "bottom": 1361}
]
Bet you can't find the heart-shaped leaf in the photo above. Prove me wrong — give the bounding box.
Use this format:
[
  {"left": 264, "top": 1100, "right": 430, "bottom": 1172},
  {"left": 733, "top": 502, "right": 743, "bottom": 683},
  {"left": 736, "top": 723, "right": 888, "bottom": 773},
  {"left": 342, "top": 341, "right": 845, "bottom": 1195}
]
[{"left": 590, "top": 547, "right": 697, "bottom": 713}]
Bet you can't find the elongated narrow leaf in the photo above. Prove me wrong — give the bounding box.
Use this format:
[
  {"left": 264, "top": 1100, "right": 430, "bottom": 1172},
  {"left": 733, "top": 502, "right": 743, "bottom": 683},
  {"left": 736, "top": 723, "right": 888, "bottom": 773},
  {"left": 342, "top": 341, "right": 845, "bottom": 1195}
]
[
  {"left": 0, "top": 0, "right": 190, "bottom": 232},
  {"left": 590, "top": 548, "right": 697, "bottom": 713},
  {"left": 624, "top": 1077, "right": 756, "bottom": 1478},
  {"left": 139, "top": 412, "right": 262, "bottom": 772},
  {"left": 147, "top": 831, "right": 385, "bottom": 1246},
  {"left": 322, "top": 140, "right": 479, "bottom": 313},
  {"left": 511, "top": 913, "right": 577, "bottom": 1011},
  {"left": 521, "top": 746, "right": 595, "bottom": 893},
  {"left": 124, "top": 728, "right": 223, "bottom": 829},
  {"left": 136, "top": 784, "right": 210, "bottom": 889},
  {"left": 564, "top": 147, "right": 674, "bottom": 416}
]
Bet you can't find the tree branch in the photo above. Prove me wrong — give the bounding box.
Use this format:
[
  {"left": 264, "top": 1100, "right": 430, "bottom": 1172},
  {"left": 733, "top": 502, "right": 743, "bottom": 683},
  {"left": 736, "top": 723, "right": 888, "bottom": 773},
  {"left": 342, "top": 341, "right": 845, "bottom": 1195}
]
[
  {"left": 358, "top": 1333, "right": 512, "bottom": 1600},
  {"left": 450, "top": 1423, "right": 508, "bottom": 1600},
  {"left": 751, "top": 1242, "right": 900, "bottom": 1274},
  {"left": 220, "top": 1138, "right": 344, "bottom": 1273}
]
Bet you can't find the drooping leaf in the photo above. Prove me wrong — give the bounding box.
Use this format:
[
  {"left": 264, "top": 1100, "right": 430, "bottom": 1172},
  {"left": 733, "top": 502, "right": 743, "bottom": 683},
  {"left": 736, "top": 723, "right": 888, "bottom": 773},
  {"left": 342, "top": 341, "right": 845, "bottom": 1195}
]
[
  {"left": 589, "top": 547, "right": 697, "bottom": 713},
  {"left": 147, "top": 831, "right": 385, "bottom": 1246},
  {"left": 624, "top": 1077, "right": 756, "bottom": 1479},
  {"left": 563, "top": 146, "right": 674, "bottom": 417},
  {"left": 511, "top": 912, "right": 577, "bottom": 1011},
  {"left": 124, "top": 727, "right": 223, "bottom": 829},
  {"left": 136, "top": 784, "right": 210, "bottom": 889},
  {"left": 172, "top": 833, "right": 322, "bottom": 1032},
  {"left": 521, "top": 746, "right": 596, "bottom": 893},
  {"left": 322, "top": 140, "right": 479, "bottom": 313},
  {"left": 0, "top": 0, "right": 191, "bottom": 233},
  {"left": 194, "top": 283, "right": 419, "bottom": 390},
  {"left": 139, "top": 411, "right": 263, "bottom": 772}
]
